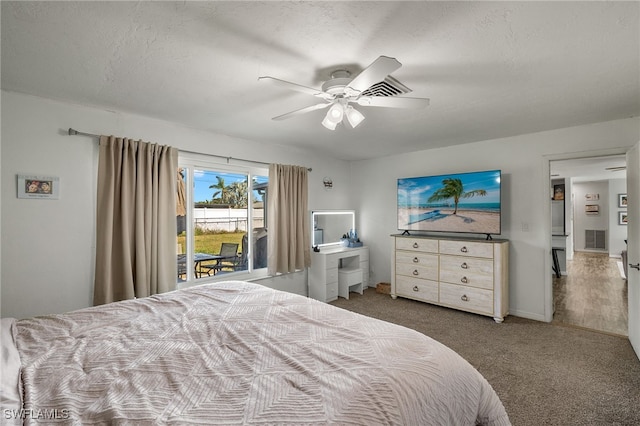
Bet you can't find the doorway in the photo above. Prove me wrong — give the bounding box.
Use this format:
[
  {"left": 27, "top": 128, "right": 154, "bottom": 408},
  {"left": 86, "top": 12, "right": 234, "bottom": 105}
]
[{"left": 549, "top": 155, "right": 628, "bottom": 335}]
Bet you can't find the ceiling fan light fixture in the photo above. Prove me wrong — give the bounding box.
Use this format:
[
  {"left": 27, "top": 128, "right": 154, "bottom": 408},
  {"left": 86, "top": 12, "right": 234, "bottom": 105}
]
[
  {"left": 328, "top": 103, "right": 344, "bottom": 121},
  {"left": 260, "top": 56, "right": 429, "bottom": 131},
  {"left": 322, "top": 103, "right": 344, "bottom": 130},
  {"left": 321, "top": 113, "right": 338, "bottom": 130},
  {"left": 345, "top": 105, "right": 365, "bottom": 128}
]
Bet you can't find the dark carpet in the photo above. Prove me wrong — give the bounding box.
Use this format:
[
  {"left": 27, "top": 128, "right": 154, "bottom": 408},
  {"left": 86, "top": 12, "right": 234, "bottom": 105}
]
[{"left": 330, "top": 288, "right": 640, "bottom": 426}]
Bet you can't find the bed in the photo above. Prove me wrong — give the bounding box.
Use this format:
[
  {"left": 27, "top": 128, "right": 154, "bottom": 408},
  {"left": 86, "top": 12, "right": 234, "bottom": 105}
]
[{"left": 2, "top": 281, "right": 510, "bottom": 425}]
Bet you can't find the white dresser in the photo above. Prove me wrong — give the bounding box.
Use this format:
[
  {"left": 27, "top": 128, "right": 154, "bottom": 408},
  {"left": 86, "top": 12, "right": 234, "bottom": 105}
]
[
  {"left": 309, "top": 246, "right": 369, "bottom": 302},
  {"left": 391, "top": 235, "right": 509, "bottom": 322}
]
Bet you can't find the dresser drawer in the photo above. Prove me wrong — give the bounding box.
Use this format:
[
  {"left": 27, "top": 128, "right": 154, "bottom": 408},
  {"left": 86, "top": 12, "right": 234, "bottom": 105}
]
[
  {"left": 396, "top": 252, "right": 438, "bottom": 279},
  {"left": 396, "top": 250, "right": 437, "bottom": 266},
  {"left": 439, "top": 255, "right": 494, "bottom": 290},
  {"left": 439, "top": 240, "right": 494, "bottom": 259},
  {"left": 395, "top": 237, "right": 438, "bottom": 253},
  {"left": 396, "top": 262, "right": 438, "bottom": 281},
  {"left": 395, "top": 276, "right": 438, "bottom": 303},
  {"left": 327, "top": 267, "right": 338, "bottom": 284},
  {"left": 439, "top": 282, "right": 493, "bottom": 315}
]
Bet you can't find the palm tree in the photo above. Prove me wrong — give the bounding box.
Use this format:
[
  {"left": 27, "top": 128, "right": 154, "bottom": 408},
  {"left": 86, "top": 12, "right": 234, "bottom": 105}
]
[
  {"left": 227, "top": 180, "right": 248, "bottom": 208},
  {"left": 209, "top": 176, "right": 230, "bottom": 204},
  {"left": 427, "top": 178, "right": 487, "bottom": 214}
]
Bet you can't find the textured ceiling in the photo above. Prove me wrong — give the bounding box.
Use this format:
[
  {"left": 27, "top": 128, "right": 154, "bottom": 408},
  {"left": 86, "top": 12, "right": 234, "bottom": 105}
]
[{"left": 2, "top": 1, "right": 639, "bottom": 161}]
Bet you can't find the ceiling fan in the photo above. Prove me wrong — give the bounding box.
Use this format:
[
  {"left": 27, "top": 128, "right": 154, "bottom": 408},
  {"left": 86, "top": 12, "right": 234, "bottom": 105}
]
[{"left": 259, "top": 56, "right": 429, "bottom": 130}]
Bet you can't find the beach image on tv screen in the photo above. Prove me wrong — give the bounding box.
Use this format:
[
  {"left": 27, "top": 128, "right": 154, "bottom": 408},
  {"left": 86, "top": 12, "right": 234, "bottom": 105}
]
[{"left": 397, "top": 170, "right": 501, "bottom": 235}]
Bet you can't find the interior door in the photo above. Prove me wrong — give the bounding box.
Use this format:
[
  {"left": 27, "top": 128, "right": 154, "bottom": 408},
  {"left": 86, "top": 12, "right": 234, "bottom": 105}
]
[{"left": 626, "top": 142, "right": 639, "bottom": 359}]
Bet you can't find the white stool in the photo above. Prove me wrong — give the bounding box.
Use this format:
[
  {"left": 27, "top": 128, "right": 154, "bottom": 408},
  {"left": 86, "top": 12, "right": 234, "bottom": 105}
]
[{"left": 338, "top": 267, "right": 363, "bottom": 299}]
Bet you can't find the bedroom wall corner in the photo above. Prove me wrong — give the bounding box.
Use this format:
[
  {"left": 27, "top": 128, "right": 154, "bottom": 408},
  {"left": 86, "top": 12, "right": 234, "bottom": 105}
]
[
  {"left": 349, "top": 117, "right": 640, "bottom": 323},
  {"left": 1, "top": 91, "right": 98, "bottom": 319},
  {"left": 1, "top": 91, "right": 349, "bottom": 318}
]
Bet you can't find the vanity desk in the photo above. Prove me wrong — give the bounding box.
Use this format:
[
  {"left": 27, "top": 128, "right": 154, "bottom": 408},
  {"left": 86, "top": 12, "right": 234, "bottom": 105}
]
[{"left": 308, "top": 245, "right": 369, "bottom": 302}]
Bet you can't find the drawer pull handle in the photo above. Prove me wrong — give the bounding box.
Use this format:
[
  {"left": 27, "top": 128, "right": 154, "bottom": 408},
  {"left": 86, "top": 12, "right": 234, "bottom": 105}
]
[
  {"left": 460, "top": 246, "right": 468, "bottom": 253},
  {"left": 461, "top": 262, "right": 468, "bottom": 269},
  {"left": 461, "top": 294, "right": 469, "bottom": 302},
  {"left": 461, "top": 276, "right": 468, "bottom": 284},
  {"left": 413, "top": 257, "right": 419, "bottom": 263},
  {"left": 413, "top": 270, "right": 419, "bottom": 276},
  {"left": 413, "top": 286, "right": 419, "bottom": 292},
  {"left": 413, "top": 242, "right": 419, "bottom": 249}
]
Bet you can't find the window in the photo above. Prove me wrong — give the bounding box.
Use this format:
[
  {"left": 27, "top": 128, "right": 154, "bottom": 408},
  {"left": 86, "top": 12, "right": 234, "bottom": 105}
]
[{"left": 177, "top": 155, "right": 268, "bottom": 285}]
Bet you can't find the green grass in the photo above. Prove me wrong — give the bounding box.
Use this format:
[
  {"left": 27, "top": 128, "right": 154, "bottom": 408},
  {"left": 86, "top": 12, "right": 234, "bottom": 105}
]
[{"left": 177, "top": 231, "right": 245, "bottom": 255}]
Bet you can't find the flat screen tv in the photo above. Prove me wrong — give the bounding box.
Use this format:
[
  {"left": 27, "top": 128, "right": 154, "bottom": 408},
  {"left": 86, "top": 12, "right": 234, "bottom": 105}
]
[{"left": 397, "top": 169, "right": 501, "bottom": 237}]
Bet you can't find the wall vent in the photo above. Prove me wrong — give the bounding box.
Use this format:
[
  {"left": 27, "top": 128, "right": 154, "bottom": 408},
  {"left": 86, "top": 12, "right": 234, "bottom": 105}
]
[{"left": 585, "top": 230, "right": 606, "bottom": 250}]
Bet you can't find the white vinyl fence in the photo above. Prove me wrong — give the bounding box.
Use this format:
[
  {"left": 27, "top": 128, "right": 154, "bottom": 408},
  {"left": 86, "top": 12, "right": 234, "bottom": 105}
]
[{"left": 193, "top": 207, "right": 264, "bottom": 232}]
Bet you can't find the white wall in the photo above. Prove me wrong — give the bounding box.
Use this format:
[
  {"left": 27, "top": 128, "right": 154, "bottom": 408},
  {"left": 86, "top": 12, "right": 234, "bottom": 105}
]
[
  {"left": 609, "top": 178, "right": 628, "bottom": 257},
  {"left": 570, "top": 179, "right": 626, "bottom": 257},
  {"left": 3, "top": 90, "right": 638, "bottom": 323},
  {"left": 350, "top": 117, "right": 639, "bottom": 322},
  {"left": 1, "top": 91, "right": 352, "bottom": 319},
  {"left": 573, "top": 181, "right": 610, "bottom": 252}
]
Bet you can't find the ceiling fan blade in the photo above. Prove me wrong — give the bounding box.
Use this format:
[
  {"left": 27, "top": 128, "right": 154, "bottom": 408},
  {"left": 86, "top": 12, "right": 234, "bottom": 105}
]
[
  {"left": 356, "top": 96, "right": 430, "bottom": 109},
  {"left": 346, "top": 56, "right": 402, "bottom": 94},
  {"left": 272, "top": 102, "right": 332, "bottom": 121},
  {"left": 259, "top": 76, "right": 333, "bottom": 100}
]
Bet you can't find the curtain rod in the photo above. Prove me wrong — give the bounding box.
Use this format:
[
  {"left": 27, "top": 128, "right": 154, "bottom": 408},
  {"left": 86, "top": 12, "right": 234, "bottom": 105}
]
[{"left": 68, "top": 128, "right": 312, "bottom": 171}]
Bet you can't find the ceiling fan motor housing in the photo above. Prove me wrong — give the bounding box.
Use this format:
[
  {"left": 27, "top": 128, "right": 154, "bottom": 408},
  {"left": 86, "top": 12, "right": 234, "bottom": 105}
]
[{"left": 322, "top": 77, "right": 353, "bottom": 95}]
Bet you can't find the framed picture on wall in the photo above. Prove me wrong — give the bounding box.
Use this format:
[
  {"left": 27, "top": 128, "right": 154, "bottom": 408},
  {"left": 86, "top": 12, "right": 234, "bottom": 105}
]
[
  {"left": 585, "top": 204, "right": 599, "bottom": 214},
  {"left": 553, "top": 184, "right": 565, "bottom": 200},
  {"left": 618, "top": 193, "right": 627, "bottom": 208},
  {"left": 17, "top": 174, "right": 60, "bottom": 199},
  {"left": 619, "top": 211, "right": 628, "bottom": 225},
  {"left": 585, "top": 193, "right": 599, "bottom": 201}
]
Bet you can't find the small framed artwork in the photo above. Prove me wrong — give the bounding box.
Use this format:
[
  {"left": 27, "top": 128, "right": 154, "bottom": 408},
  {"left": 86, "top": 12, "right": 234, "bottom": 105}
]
[
  {"left": 585, "top": 193, "right": 599, "bottom": 201},
  {"left": 618, "top": 194, "right": 627, "bottom": 208},
  {"left": 585, "top": 204, "right": 599, "bottom": 214},
  {"left": 618, "top": 211, "right": 628, "bottom": 225},
  {"left": 553, "top": 184, "right": 565, "bottom": 200},
  {"left": 17, "top": 174, "right": 60, "bottom": 199}
]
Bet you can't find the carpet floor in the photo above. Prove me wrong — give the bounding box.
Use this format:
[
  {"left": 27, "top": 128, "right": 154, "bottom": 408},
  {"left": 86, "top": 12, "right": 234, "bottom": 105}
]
[{"left": 330, "top": 288, "right": 640, "bottom": 426}]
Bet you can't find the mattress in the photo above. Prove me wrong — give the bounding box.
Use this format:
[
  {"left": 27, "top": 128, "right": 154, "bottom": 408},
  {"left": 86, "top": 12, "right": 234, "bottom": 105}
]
[{"left": 2, "top": 281, "right": 510, "bottom": 425}]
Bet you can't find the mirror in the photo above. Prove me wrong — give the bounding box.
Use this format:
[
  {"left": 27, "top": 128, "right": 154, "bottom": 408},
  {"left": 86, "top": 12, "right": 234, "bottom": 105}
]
[{"left": 311, "top": 210, "right": 355, "bottom": 247}]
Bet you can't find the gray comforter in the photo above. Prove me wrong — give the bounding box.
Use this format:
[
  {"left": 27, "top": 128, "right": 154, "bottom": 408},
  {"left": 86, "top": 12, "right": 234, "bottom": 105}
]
[{"left": 10, "top": 281, "right": 510, "bottom": 425}]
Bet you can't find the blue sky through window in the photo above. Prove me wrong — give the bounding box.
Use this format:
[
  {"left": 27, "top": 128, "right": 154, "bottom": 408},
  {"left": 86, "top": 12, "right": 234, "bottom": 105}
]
[{"left": 193, "top": 169, "right": 267, "bottom": 203}]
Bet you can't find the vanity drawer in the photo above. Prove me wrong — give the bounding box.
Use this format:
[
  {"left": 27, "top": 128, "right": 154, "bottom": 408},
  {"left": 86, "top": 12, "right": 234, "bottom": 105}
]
[
  {"left": 439, "top": 240, "right": 494, "bottom": 259},
  {"left": 439, "top": 282, "right": 493, "bottom": 315},
  {"left": 396, "top": 237, "right": 438, "bottom": 253},
  {"left": 439, "top": 255, "right": 494, "bottom": 290},
  {"left": 357, "top": 249, "right": 369, "bottom": 262},
  {"left": 325, "top": 253, "right": 341, "bottom": 268},
  {"left": 326, "top": 267, "right": 338, "bottom": 284},
  {"left": 395, "top": 276, "right": 438, "bottom": 303},
  {"left": 327, "top": 282, "right": 338, "bottom": 300}
]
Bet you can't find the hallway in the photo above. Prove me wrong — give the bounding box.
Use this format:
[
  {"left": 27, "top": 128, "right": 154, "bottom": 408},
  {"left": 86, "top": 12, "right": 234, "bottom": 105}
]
[{"left": 553, "top": 252, "right": 628, "bottom": 336}]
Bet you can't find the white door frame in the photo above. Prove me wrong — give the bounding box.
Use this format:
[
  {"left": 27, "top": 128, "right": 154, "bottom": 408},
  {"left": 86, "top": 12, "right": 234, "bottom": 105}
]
[
  {"left": 626, "top": 142, "right": 639, "bottom": 359},
  {"left": 543, "top": 147, "right": 629, "bottom": 323}
]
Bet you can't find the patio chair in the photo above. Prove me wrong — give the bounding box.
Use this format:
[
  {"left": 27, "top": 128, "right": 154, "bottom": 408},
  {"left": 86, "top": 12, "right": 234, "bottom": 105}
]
[
  {"left": 177, "top": 254, "right": 187, "bottom": 281},
  {"left": 233, "top": 234, "right": 249, "bottom": 272},
  {"left": 200, "top": 242, "right": 239, "bottom": 276}
]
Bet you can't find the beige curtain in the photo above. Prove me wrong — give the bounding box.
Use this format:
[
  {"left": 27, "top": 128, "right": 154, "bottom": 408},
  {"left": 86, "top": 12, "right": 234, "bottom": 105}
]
[
  {"left": 267, "top": 163, "right": 311, "bottom": 275},
  {"left": 94, "top": 136, "right": 178, "bottom": 305}
]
